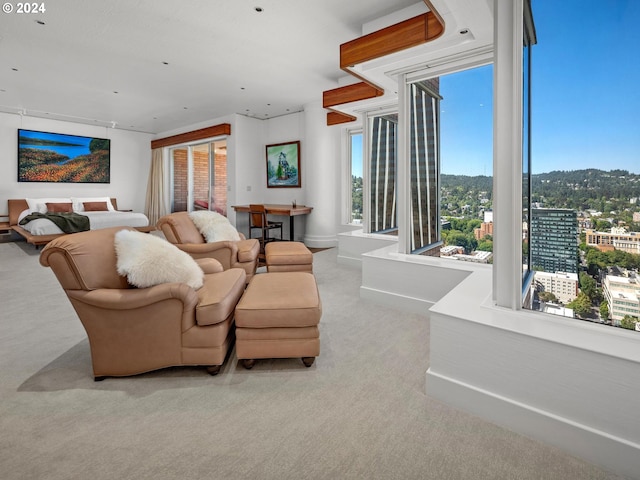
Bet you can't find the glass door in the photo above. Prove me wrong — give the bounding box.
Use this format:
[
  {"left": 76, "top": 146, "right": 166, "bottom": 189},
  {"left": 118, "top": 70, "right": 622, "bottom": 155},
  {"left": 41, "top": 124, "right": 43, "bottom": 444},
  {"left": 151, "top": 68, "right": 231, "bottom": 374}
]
[
  {"left": 170, "top": 140, "right": 228, "bottom": 215},
  {"left": 210, "top": 141, "right": 227, "bottom": 216},
  {"left": 171, "top": 147, "right": 189, "bottom": 212}
]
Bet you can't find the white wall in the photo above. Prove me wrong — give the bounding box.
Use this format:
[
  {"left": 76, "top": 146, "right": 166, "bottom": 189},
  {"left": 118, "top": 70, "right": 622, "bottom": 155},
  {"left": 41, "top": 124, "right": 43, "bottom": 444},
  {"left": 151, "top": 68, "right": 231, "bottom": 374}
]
[
  {"left": 0, "top": 112, "right": 153, "bottom": 212},
  {"left": 227, "top": 114, "right": 266, "bottom": 230}
]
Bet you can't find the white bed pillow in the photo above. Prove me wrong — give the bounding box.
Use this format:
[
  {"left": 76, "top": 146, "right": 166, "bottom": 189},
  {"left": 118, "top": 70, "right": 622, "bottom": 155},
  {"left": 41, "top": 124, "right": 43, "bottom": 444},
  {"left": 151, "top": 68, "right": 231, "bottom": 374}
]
[
  {"left": 71, "top": 197, "right": 116, "bottom": 212},
  {"left": 18, "top": 209, "right": 31, "bottom": 223},
  {"left": 189, "top": 210, "right": 241, "bottom": 242},
  {"left": 26, "top": 197, "right": 72, "bottom": 214},
  {"left": 114, "top": 229, "right": 204, "bottom": 290}
]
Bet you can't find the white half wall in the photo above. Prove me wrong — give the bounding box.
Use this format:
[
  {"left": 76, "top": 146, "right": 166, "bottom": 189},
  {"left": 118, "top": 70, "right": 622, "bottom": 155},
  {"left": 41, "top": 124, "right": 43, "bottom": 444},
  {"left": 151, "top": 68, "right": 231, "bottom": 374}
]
[
  {"left": 337, "top": 229, "right": 398, "bottom": 267},
  {"left": 427, "top": 265, "right": 640, "bottom": 480},
  {"left": 0, "top": 112, "right": 153, "bottom": 212}
]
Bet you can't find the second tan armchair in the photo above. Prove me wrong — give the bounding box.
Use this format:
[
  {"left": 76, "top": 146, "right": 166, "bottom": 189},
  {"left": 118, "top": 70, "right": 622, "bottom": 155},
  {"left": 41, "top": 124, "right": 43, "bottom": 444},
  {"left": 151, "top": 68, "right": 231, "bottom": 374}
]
[{"left": 157, "top": 212, "right": 260, "bottom": 282}]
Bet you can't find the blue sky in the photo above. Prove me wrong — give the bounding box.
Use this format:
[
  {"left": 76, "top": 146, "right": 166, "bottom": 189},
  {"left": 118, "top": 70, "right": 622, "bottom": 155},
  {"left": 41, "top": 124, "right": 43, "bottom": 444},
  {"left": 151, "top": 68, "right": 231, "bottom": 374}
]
[{"left": 441, "top": 0, "right": 640, "bottom": 176}]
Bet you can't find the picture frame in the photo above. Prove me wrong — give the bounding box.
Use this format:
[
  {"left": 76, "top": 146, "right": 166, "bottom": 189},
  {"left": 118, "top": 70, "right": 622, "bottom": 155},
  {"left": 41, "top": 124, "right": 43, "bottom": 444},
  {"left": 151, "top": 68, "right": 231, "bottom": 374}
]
[
  {"left": 18, "top": 129, "right": 111, "bottom": 183},
  {"left": 265, "top": 140, "right": 301, "bottom": 188}
]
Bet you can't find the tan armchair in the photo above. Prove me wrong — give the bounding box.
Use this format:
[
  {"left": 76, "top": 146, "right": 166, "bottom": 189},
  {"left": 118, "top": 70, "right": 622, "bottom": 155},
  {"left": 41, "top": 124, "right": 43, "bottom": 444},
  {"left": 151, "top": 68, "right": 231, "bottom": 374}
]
[
  {"left": 40, "top": 227, "right": 247, "bottom": 380},
  {"left": 157, "top": 212, "right": 259, "bottom": 282}
]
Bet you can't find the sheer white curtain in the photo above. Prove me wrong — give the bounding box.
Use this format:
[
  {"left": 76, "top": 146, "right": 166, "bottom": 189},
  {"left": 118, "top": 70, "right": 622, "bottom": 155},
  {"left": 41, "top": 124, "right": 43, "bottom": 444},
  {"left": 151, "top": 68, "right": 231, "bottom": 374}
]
[{"left": 144, "top": 148, "right": 167, "bottom": 225}]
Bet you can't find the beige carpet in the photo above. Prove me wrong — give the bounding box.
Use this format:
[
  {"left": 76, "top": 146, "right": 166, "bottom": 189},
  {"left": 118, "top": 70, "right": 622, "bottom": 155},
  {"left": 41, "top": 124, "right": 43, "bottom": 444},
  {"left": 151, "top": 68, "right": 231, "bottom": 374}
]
[{"left": 0, "top": 239, "right": 627, "bottom": 480}]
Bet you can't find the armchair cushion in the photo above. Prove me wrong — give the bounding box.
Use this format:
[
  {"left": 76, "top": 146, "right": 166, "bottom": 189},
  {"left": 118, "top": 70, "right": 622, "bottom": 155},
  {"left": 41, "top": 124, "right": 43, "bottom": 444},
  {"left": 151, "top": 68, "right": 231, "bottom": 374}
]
[
  {"left": 196, "top": 268, "right": 246, "bottom": 326},
  {"left": 189, "top": 210, "right": 241, "bottom": 242},
  {"left": 114, "top": 229, "right": 204, "bottom": 289}
]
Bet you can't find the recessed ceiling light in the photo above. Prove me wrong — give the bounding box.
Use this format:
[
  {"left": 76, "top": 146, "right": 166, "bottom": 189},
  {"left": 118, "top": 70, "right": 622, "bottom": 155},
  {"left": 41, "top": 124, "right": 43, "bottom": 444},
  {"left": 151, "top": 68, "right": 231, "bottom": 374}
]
[{"left": 254, "top": 6, "right": 263, "bottom": 12}]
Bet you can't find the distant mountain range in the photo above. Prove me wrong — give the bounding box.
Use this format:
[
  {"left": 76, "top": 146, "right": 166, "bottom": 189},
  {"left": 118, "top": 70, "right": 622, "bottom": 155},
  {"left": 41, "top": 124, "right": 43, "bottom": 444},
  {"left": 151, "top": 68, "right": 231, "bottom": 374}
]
[{"left": 441, "top": 169, "right": 640, "bottom": 220}]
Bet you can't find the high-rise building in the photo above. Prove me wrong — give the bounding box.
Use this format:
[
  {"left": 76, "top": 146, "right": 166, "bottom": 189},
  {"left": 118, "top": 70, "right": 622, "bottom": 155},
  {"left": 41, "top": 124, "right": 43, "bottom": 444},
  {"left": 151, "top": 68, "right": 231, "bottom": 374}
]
[
  {"left": 409, "top": 78, "right": 441, "bottom": 254},
  {"left": 530, "top": 208, "right": 578, "bottom": 274},
  {"left": 369, "top": 114, "right": 398, "bottom": 234}
]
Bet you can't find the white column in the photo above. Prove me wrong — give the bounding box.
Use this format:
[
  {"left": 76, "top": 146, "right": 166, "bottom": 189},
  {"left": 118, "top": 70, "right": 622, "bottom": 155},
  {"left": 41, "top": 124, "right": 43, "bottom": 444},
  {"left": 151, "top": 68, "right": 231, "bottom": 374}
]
[
  {"left": 493, "top": 0, "right": 523, "bottom": 308},
  {"left": 302, "top": 101, "right": 340, "bottom": 247}
]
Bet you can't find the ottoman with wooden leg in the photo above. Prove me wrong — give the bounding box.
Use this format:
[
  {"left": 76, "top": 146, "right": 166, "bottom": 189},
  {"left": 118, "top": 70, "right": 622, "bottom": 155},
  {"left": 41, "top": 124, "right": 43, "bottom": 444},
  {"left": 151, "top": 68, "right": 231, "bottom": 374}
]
[
  {"left": 265, "top": 241, "right": 313, "bottom": 273},
  {"left": 234, "top": 272, "right": 321, "bottom": 369}
]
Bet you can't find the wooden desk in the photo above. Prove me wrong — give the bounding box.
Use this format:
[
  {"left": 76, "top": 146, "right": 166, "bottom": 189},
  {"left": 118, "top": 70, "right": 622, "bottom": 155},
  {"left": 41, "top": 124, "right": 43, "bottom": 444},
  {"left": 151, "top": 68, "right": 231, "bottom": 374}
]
[{"left": 232, "top": 204, "right": 313, "bottom": 241}]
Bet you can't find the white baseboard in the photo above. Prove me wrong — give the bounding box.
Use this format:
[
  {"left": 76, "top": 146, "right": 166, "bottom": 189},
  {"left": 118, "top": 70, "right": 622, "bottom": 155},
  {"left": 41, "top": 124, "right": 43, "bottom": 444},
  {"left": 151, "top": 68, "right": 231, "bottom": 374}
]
[
  {"left": 337, "top": 254, "right": 361, "bottom": 267},
  {"left": 302, "top": 234, "right": 338, "bottom": 249},
  {"left": 426, "top": 369, "right": 640, "bottom": 479},
  {"left": 359, "top": 286, "right": 434, "bottom": 314}
]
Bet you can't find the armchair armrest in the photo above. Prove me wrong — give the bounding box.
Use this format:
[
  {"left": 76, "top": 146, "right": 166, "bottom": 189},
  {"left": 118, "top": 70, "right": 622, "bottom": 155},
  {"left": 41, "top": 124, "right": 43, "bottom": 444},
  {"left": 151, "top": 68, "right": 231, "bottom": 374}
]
[
  {"left": 236, "top": 238, "right": 260, "bottom": 263},
  {"left": 66, "top": 283, "right": 200, "bottom": 333},
  {"left": 66, "top": 283, "right": 199, "bottom": 311},
  {"left": 196, "top": 258, "right": 224, "bottom": 274},
  {"left": 175, "top": 241, "right": 237, "bottom": 269}
]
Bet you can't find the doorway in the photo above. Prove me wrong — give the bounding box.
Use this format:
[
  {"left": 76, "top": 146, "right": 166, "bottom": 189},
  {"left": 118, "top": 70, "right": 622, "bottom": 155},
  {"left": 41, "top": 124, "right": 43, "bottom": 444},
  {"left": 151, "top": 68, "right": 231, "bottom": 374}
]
[{"left": 170, "top": 140, "right": 228, "bottom": 215}]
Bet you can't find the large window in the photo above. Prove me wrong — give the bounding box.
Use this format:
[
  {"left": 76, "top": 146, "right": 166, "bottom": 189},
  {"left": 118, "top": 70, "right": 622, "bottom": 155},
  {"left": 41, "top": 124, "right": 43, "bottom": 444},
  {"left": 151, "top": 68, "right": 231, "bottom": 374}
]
[
  {"left": 349, "top": 131, "right": 363, "bottom": 225},
  {"left": 524, "top": 0, "right": 640, "bottom": 332},
  {"left": 402, "top": 66, "right": 493, "bottom": 260},
  {"left": 522, "top": 0, "right": 535, "bottom": 305}
]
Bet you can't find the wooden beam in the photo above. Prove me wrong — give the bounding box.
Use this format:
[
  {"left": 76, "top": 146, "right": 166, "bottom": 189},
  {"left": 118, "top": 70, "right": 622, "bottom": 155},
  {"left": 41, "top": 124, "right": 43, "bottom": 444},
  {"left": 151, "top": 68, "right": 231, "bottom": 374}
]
[
  {"left": 327, "top": 111, "right": 357, "bottom": 126},
  {"left": 323, "top": 82, "right": 383, "bottom": 109},
  {"left": 340, "top": 13, "right": 443, "bottom": 69},
  {"left": 323, "top": 7, "right": 444, "bottom": 125},
  {"left": 151, "top": 123, "right": 231, "bottom": 149}
]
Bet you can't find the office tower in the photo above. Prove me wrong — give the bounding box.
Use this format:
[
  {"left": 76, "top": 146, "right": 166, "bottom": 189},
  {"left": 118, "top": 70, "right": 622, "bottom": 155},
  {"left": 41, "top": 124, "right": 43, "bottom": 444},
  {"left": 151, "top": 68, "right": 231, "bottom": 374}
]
[{"left": 531, "top": 208, "right": 578, "bottom": 273}]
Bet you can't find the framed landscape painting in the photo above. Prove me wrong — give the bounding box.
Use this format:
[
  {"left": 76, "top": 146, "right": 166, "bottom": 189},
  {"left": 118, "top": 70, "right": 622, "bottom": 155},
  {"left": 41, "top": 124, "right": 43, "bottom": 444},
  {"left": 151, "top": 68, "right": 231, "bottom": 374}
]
[
  {"left": 265, "top": 140, "right": 300, "bottom": 188},
  {"left": 18, "top": 129, "right": 111, "bottom": 183}
]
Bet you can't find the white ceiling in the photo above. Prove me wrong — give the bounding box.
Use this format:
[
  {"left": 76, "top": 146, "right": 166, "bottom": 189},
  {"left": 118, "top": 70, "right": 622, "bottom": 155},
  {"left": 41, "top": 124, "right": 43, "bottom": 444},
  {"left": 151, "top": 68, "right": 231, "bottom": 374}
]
[{"left": 0, "top": 0, "right": 430, "bottom": 134}]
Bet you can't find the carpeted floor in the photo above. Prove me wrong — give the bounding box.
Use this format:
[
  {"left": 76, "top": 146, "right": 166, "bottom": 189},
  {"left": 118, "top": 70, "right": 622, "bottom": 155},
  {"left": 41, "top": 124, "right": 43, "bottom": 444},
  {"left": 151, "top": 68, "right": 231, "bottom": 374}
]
[{"left": 0, "top": 239, "right": 627, "bottom": 480}]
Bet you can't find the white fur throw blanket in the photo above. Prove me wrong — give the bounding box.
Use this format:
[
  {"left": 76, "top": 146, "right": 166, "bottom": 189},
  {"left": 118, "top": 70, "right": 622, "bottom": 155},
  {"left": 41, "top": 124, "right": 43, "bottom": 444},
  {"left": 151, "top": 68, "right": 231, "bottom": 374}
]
[
  {"left": 115, "top": 229, "right": 204, "bottom": 289},
  {"left": 189, "top": 210, "right": 241, "bottom": 242}
]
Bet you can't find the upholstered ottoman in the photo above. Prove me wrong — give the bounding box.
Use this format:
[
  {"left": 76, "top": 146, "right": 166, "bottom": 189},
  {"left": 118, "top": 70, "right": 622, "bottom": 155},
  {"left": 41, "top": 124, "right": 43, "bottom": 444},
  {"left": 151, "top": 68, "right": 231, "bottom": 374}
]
[
  {"left": 234, "top": 272, "right": 321, "bottom": 368},
  {"left": 265, "top": 241, "right": 313, "bottom": 273}
]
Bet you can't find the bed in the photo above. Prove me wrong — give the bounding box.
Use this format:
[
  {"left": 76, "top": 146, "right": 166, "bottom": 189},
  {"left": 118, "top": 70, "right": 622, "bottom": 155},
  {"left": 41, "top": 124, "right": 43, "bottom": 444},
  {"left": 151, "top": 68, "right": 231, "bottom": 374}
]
[{"left": 8, "top": 197, "right": 154, "bottom": 247}]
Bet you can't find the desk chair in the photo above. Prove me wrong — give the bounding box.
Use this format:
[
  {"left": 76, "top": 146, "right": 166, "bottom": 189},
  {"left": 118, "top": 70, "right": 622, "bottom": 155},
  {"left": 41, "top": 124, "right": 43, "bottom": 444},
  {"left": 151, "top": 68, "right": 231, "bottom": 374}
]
[{"left": 249, "top": 204, "right": 283, "bottom": 251}]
